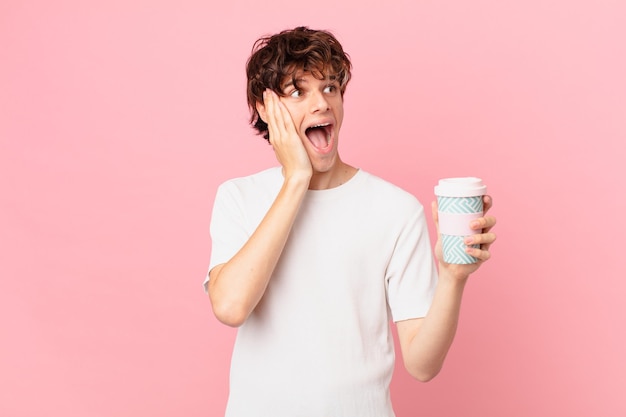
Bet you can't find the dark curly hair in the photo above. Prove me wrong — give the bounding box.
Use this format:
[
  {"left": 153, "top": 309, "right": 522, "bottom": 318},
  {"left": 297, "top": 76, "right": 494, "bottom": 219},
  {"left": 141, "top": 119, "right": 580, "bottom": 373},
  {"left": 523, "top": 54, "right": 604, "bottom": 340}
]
[{"left": 246, "top": 26, "right": 353, "bottom": 142}]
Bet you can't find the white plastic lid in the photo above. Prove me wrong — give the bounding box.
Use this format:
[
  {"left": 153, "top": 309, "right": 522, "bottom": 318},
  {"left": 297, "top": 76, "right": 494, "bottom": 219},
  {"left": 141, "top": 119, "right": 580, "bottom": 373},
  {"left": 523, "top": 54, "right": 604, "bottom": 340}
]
[{"left": 434, "top": 177, "right": 487, "bottom": 197}]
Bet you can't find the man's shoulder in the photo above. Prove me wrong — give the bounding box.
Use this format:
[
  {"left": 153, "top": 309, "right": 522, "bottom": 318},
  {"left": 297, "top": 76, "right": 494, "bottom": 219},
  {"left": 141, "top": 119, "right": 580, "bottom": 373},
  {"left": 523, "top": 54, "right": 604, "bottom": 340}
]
[
  {"left": 223, "top": 166, "right": 281, "bottom": 183},
  {"left": 358, "top": 170, "right": 421, "bottom": 206},
  {"left": 218, "top": 166, "right": 282, "bottom": 189},
  {"left": 214, "top": 167, "right": 283, "bottom": 206}
]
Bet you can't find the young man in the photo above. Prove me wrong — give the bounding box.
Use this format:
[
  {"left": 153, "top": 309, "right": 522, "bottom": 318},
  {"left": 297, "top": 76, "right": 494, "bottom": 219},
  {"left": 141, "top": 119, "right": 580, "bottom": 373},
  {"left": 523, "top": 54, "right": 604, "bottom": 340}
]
[{"left": 205, "top": 27, "right": 497, "bottom": 416}]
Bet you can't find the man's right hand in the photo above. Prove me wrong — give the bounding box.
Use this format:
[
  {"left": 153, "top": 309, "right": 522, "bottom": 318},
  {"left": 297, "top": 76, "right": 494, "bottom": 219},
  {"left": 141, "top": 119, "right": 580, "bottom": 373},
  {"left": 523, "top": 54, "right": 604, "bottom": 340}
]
[{"left": 263, "top": 89, "right": 312, "bottom": 182}]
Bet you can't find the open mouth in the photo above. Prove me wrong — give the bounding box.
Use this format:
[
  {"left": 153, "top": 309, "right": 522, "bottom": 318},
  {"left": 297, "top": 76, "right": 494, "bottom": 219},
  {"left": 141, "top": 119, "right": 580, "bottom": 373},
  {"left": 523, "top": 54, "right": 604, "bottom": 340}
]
[{"left": 304, "top": 123, "right": 333, "bottom": 150}]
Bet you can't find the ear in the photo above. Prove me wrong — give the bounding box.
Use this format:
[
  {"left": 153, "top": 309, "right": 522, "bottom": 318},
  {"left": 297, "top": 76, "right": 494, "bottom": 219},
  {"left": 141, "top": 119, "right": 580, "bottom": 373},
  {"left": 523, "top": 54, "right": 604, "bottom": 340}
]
[{"left": 255, "top": 101, "right": 267, "bottom": 123}]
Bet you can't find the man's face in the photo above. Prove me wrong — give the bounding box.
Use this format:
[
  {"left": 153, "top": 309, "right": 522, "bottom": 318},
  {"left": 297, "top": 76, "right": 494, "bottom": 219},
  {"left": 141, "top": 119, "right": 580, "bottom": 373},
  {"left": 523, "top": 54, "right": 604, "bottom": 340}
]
[{"left": 275, "top": 71, "right": 345, "bottom": 174}]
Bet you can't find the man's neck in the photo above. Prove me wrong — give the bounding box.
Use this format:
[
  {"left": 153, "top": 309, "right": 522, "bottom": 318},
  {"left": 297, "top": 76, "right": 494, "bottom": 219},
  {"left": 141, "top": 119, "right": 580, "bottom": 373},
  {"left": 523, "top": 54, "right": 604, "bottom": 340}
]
[{"left": 308, "top": 161, "right": 358, "bottom": 190}]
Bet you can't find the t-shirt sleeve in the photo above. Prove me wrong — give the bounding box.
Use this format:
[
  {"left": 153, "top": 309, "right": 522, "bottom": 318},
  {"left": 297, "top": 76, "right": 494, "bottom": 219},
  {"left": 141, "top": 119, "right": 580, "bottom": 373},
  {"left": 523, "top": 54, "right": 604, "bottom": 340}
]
[
  {"left": 203, "top": 181, "right": 250, "bottom": 293},
  {"left": 385, "top": 203, "right": 438, "bottom": 322}
]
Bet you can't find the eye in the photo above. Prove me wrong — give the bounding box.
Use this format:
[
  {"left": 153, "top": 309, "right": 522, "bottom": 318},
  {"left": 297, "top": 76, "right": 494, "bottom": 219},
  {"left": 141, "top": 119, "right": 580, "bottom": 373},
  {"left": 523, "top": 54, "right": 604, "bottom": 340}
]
[
  {"left": 324, "top": 84, "right": 338, "bottom": 94},
  {"left": 289, "top": 89, "right": 302, "bottom": 98}
]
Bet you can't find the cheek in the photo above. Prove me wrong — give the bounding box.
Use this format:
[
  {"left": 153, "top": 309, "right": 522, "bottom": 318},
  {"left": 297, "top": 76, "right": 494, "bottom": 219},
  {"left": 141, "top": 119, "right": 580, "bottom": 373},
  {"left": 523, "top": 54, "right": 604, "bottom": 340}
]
[
  {"left": 335, "top": 108, "right": 344, "bottom": 127},
  {"left": 332, "top": 100, "right": 344, "bottom": 119},
  {"left": 282, "top": 101, "right": 304, "bottom": 123},
  {"left": 285, "top": 109, "right": 306, "bottom": 132}
]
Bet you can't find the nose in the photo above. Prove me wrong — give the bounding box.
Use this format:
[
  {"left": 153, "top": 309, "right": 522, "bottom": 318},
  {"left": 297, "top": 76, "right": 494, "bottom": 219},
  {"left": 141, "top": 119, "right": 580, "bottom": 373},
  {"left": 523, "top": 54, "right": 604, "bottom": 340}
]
[{"left": 310, "top": 90, "right": 330, "bottom": 113}]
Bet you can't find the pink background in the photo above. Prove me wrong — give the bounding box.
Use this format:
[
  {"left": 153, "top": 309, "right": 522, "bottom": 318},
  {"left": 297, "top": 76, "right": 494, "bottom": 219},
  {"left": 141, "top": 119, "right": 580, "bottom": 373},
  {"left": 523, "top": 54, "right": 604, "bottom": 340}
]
[{"left": 2, "top": 1, "right": 625, "bottom": 416}]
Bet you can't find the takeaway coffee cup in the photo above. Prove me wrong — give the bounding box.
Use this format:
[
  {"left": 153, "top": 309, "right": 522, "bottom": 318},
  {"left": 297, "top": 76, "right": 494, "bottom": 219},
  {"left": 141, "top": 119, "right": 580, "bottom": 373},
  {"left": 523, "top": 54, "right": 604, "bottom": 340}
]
[{"left": 434, "top": 177, "right": 487, "bottom": 264}]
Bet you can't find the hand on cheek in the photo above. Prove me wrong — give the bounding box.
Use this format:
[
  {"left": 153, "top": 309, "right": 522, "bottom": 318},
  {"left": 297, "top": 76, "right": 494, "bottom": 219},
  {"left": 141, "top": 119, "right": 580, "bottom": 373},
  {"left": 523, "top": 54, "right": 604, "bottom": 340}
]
[{"left": 263, "top": 89, "right": 312, "bottom": 181}]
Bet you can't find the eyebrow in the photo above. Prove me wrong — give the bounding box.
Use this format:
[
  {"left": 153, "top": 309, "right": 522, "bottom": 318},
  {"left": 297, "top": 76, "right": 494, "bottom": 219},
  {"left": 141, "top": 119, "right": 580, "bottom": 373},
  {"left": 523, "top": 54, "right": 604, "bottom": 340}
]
[
  {"left": 282, "top": 75, "right": 339, "bottom": 90},
  {"left": 282, "top": 78, "right": 305, "bottom": 89}
]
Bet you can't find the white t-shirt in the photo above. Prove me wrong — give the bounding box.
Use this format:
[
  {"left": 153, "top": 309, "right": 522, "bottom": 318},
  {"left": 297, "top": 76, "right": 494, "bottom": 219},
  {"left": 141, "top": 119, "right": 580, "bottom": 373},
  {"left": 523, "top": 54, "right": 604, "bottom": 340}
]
[{"left": 205, "top": 167, "right": 438, "bottom": 417}]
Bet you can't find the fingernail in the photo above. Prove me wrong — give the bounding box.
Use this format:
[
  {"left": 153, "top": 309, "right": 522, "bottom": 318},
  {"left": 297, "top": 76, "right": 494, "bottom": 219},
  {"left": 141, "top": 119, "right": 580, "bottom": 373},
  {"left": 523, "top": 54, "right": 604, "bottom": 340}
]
[
  {"left": 470, "top": 220, "right": 480, "bottom": 229},
  {"left": 464, "top": 236, "right": 474, "bottom": 244}
]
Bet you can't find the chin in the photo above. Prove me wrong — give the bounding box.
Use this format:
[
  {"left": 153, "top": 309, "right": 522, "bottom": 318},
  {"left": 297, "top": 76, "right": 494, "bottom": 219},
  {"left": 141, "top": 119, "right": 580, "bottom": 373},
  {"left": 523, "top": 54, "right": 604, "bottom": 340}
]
[{"left": 311, "top": 154, "right": 338, "bottom": 173}]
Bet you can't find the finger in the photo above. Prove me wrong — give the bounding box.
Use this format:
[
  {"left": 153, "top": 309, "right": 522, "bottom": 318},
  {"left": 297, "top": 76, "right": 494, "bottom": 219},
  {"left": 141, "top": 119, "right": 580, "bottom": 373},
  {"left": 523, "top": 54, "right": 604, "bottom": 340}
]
[
  {"left": 465, "top": 245, "right": 491, "bottom": 261},
  {"left": 265, "top": 90, "right": 287, "bottom": 146},
  {"left": 464, "top": 232, "right": 497, "bottom": 246},
  {"left": 482, "top": 215, "right": 497, "bottom": 233},
  {"left": 275, "top": 95, "right": 297, "bottom": 135},
  {"left": 483, "top": 195, "right": 493, "bottom": 214},
  {"left": 263, "top": 90, "right": 277, "bottom": 137},
  {"left": 470, "top": 215, "right": 497, "bottom": 233},
  {"left": 265, "top": 90, "right": 280, "bottom": 127},
  {"left": 431, "top": 201, "right": 440, "bottom": 236}
]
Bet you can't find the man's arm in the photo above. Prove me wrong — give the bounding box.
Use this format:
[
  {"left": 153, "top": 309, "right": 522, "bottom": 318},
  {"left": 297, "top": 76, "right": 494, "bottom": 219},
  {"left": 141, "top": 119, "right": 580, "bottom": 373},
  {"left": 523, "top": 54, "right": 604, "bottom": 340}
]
[
  {"left": 209, "top": 90, "right": 312, "bottom": 327},
  {"left": 397, "top": 197, "right": 497, "bottom": 381}
]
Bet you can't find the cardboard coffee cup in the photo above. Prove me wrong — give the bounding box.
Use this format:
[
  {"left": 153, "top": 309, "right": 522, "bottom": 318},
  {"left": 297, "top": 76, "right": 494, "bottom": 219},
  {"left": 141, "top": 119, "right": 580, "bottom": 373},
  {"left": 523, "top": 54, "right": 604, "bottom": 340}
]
[{"left": 434, "top": 177, "right": 487, "bottom": 264}]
